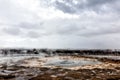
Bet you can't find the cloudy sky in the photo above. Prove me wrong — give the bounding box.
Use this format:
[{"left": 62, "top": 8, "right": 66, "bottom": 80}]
[{"left": 0, "top": 0, "right": 120, "bottom": 49}]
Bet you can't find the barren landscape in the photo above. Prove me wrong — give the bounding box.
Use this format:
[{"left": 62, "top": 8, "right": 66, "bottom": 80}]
[{"left": 0, "top": 49, "right": 120, "bottom": 80}]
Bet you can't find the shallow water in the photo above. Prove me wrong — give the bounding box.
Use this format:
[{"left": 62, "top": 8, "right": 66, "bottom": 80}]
[
  {"left": 44, "top": 56, "right": 101, "bottom": 67},
  {"left": 0, "top": 53, "right": 103, "bottom": 69}
]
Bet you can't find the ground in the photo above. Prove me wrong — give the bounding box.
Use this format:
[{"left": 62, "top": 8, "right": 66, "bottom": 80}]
[{"left": 0, "top": 54, "right": 120, "bottom": 80}]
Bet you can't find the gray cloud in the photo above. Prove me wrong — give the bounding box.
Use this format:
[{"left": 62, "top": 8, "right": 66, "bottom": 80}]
[
  {"left": 77, "top": 25, "right": 120, "bottom": 37},
  {"left": 26, "top": 31, "right": 40, "bottom": 38},
  {"left": 3, "top": 27, "right": 21, "bottom": 36},
  {"left": 54, "top": 0, "right": 76, "bottom": 14},
  {"left": 19, "top": 22, "right": 44, "bottom": 30},
  {"left": 53, "top": 0, "right": 118, "bottom": 14},
  {"left": 0, "top": 0, "right": 120, "bottom": 49},
  {"left": 54, "top": 24, "right": 81, "bottom": 35}
]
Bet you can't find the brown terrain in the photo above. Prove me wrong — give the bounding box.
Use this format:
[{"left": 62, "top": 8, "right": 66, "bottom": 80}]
[{"left": 0, "top": 49, "right": 120, "bottom": 80}]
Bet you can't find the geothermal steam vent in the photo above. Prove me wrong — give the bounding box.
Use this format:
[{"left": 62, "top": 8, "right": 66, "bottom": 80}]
[{"left": 42, "top": 56, "right": 101, "bottom": 68}]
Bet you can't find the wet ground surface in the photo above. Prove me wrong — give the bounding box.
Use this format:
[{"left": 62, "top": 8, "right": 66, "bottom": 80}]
[
  {"left": 0, "top": 65, "right": 120, "bottom": 80},
  {"left": 85, "top": 55, "right": 120, "bottom": 60},
  {"left": 0, "top": 54, "right": 120, "bottom": 80}
]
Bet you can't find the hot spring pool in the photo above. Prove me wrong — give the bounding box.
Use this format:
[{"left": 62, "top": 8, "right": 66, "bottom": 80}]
[
  {"left": 0, "top": 54, "right": 102, "bottom": 68},
  {"left": 43, "top": 56, "right": 101, "bottom": 67}
]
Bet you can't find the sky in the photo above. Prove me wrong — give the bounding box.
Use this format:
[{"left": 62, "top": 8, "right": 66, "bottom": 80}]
[{"left": 0, "top": 0, "right": 120, "bottom": 49}]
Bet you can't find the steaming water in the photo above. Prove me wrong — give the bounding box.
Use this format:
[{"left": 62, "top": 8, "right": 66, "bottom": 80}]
[
  {"left": 0, "top": 53, "right": 101, "bottom": 68},
  {"left": 0, "top": 53, "right": 45, "bottom": 65},
  {"left": 44, "top": 56, "right": 101, "bottom": 67}
]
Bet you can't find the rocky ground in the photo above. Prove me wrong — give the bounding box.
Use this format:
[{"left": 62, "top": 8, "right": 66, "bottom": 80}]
[{"left": 0, "top": 55, "right": 120, "bottom": 80}]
